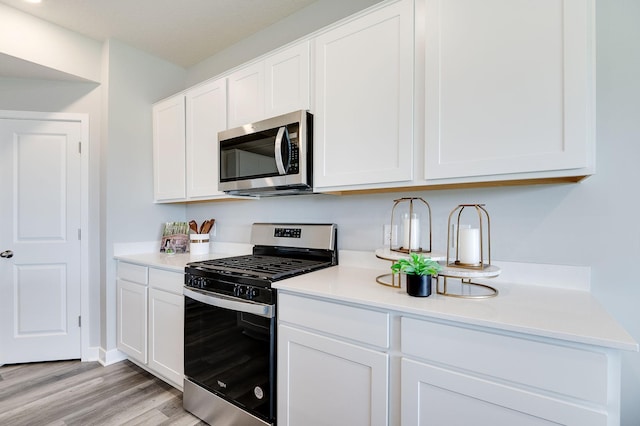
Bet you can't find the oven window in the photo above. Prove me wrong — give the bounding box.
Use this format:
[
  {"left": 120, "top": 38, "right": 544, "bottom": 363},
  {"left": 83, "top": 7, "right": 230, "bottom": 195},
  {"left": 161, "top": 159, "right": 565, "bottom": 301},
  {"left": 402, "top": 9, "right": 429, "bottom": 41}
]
[{"left": 184, "top": 295, "right": 275, "bottom": 422}]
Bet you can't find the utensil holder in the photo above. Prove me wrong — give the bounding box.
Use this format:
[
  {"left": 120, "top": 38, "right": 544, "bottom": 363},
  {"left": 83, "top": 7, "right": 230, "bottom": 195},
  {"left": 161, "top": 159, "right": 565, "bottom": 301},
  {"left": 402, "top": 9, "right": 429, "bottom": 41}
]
[{"left": 189, "top": 234, "right": 210, "bottom": 255}]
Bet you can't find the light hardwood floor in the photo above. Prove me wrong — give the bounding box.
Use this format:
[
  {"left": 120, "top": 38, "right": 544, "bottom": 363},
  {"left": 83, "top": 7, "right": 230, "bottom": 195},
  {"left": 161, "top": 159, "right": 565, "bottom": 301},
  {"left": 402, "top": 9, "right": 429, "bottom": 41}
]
[{"left": 0, "top": 359, "right": 207, "bottom": 426}]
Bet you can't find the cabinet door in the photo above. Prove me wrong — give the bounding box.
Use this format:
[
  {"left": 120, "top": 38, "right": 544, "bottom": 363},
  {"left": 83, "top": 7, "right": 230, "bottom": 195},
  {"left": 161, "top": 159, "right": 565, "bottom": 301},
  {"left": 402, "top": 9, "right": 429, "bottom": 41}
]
[
  {"left": 186, "top": 79, "right": 228, "bottom": 200},
  {"left": 228, "top": 61, "right": 265, "bottom": 128},
  {"left": 152, "top": 94, "right": 186, "bottom": 201},
  {"left": 148, "top": 288, "right": 184, "bottom": 388},
  {"left": 401, "top": 358, "right": 607, "bottom": 426},
  {"left": 313, "top": 0, "right": 414, "bottom": 189},
  {"left": 424, "top": 0, "right": 594, "bottom": 181},
  {"left": 116, "top": 279, "right": 148, "bottom": 364},
  {"left": 278, "top": 325, "right": 389, "bottom": 426},
  {"left": 265, "top": 41, "right": 311, "bottom": 118}
]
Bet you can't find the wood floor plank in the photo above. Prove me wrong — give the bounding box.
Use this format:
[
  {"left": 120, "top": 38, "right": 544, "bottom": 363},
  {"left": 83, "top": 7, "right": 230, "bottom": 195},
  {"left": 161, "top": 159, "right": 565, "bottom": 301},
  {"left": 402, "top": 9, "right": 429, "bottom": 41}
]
[{"left": 0, "top": 359, "right": 207, "bottom": 426}]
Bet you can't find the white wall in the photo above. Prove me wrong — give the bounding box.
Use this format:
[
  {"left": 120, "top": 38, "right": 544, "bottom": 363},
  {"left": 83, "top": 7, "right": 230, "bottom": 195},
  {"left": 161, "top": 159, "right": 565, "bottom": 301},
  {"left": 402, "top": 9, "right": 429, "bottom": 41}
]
[
  {"left": 100, "top": 39, "right": 187, "bottom": 353},
  {"left": 0, "top": 3, "right": 101, "bottom": 82},
  {"left": 187, "top": 0, "right": 384, "bottom": 85},
  {"left": 185, "top": 0, "right": 640, "bottom": 423}
]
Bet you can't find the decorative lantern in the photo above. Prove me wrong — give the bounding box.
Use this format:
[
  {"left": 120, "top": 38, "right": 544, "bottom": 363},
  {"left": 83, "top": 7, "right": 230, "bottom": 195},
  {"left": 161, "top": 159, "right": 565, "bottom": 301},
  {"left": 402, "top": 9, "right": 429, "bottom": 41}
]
[
  {"left": 438, "top": 204, "right": 500, "bottom": 298},
  {"left": 389, "top": 197, "right": 432, "bottom": 254},
  {"left": 375, "top": 197, "right": 445, "bottom": 288},
  {"left": 446, "top": 204, "right": 491, "bottom": 269}
]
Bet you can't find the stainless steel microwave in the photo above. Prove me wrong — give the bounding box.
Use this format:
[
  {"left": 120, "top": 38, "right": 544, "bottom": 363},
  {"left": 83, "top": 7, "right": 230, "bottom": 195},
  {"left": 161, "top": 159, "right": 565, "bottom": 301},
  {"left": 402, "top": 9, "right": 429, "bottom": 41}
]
[{"left": 218, "top": 110, "right": 313, "bottom": 197}]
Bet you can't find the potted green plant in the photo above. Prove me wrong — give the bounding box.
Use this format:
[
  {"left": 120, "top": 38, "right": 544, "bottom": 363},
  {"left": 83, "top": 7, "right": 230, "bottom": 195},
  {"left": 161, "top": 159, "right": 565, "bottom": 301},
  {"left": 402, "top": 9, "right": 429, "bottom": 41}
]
[{"left": 391, "top": 253, "right": 442, "bottom": 297}]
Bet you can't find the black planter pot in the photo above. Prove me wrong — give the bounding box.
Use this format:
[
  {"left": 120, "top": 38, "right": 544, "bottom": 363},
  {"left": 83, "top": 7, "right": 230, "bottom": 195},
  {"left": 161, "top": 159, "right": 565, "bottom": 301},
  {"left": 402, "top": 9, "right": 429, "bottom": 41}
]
[{"left": 406, "top": 274, "right": 432, "bottom": 297}]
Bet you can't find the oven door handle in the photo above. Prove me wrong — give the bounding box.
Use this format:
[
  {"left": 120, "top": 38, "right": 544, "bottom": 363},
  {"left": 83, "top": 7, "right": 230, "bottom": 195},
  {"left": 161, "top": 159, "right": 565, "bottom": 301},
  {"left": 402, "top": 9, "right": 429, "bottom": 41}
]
[{"left": 183, "top": 287, "right": 275, "bottom": 318}]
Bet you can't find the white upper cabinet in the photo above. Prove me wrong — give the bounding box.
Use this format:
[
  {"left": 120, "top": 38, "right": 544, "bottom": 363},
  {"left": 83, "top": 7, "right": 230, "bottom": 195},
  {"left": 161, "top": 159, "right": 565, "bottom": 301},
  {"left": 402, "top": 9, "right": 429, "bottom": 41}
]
[
  {"left": 423, "top": 0, "right": 594, "bottom": 182},
  {"left": 185, "top": 78, "right": 228, "bottom": 200},
  {"left": 228, "top": 41, "right": 311, "bottom": 128},
  {"left": 152, "top": 95, "right": 186, "bottom": 201},
  {"left": 153, "top": 0, "right": 596, "bottom": 198},
  {"left": 227, "top": 61, "right": 265, "bottom": 128},
  {"left": 152, "top": 78, "right": 229, "bottom": 203},
  {"left": 313, "top": 0, "right": 414, "bottom": 190},
  {"left": 265, "top": 41, "right": 311, "bottom": 118}
]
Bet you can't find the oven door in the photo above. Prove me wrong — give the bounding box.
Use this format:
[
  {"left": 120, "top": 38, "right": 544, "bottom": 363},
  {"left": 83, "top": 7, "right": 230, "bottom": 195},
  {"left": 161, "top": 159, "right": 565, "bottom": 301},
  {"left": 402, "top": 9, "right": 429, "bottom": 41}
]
[{"left": 184, "top": 287, "right": 276, "bottom": 424}]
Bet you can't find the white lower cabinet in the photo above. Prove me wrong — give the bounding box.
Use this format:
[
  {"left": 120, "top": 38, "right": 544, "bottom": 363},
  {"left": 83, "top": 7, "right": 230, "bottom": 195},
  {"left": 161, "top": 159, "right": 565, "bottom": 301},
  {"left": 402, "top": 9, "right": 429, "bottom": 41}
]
[
  {"left": 400, "top": 317, "right": 616, "bottom": 426},
  {"left": 277, "top": 293, "right": 390, "bottom": 426},
  {"left": 401, "top": 359, "right": 605, "bottom": 426},
  {"left": 116, "top": 278, "right": 148, "bottom": 364},
  {"left": 278, "top": 325, "right": 388, "bottom": 426},
  {"left": 116, "top": 262, "right": 184, "bottom": 389},
  {"left": 276, "top": 292, "right": 622, "bottom": 426},
  {"left": 148, "top": 287, "right": 184, "bottom": 387}
]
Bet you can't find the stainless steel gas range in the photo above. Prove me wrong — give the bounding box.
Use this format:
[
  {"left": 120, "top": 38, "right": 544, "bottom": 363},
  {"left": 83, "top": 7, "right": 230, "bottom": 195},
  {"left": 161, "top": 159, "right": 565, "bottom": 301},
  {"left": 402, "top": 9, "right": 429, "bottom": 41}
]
[{"left": 183, "top": 223, "right": 338, "bottom": 426}]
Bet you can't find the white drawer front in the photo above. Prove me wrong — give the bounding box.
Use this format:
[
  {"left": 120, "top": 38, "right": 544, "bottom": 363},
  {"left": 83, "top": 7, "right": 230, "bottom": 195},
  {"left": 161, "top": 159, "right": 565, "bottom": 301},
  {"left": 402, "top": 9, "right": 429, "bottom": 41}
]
[
  {"left": 149, "top": 268, "right": 184, "bottom": 294},
  {"left": 117, "top": 262, "right": 148, "bottom": 285},
  {"left": 279, "top": 293, "right": 390, "bottom": 348},
  {"left": 401, "top": 317, "right": 609, "bottom": 404},
  {"left": 401, "top": 358, "right": 607, "bottom": 426}
]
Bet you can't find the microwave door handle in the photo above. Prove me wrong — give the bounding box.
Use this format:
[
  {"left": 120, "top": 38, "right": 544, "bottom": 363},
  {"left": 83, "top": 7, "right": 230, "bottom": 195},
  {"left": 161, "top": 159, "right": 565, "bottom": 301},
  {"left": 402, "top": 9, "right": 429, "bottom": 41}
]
[{"left": 274, "top": 126, "right": 289, "bottom": 175}]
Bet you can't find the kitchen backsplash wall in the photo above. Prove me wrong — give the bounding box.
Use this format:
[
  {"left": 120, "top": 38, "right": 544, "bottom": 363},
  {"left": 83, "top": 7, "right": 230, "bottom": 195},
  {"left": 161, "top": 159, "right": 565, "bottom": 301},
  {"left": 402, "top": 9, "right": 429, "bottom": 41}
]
[{"left": 185, "top": 184, "right": 593, "bottom": 267}]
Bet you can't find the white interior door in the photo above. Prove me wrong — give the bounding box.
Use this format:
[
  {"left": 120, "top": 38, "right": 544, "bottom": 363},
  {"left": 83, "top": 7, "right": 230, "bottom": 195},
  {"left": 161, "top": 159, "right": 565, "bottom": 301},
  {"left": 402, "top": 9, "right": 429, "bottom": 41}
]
[{"left": 0, "top": 117, "right": 82, "bottom": 364}]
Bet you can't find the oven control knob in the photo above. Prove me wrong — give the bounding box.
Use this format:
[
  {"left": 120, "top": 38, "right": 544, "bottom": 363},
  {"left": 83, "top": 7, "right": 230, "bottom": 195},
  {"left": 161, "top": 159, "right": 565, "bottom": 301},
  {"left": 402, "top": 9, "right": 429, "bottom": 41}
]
[
  {"left": 238, "top": 286, "right": 247, "bottom": 297},
  {"left": 248, "top": 288, "right": 259, "bottom": 300}
]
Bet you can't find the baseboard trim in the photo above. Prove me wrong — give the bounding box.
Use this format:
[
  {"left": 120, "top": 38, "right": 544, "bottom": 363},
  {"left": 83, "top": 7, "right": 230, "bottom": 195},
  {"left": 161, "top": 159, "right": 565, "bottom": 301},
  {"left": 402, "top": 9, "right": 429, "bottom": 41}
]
[
  {"left": 98, "top": 348, "right": 128, "bottom": 366},
  {"left": 81, "top": 346, "right": 100, "bottom": 362}
]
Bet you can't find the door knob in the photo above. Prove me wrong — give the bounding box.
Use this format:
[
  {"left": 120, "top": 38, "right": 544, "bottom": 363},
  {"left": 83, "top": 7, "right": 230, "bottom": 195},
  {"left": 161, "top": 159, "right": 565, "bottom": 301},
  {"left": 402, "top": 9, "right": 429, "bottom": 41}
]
[{"left": 1, "top": 250, "right": 13, "bottom": 259}]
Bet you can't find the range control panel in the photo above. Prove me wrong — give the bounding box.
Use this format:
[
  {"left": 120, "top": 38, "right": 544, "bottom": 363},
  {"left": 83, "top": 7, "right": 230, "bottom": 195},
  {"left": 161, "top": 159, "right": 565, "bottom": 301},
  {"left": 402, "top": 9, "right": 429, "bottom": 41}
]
[
  {"left": 274, "top": 227, "right": 302, "bottom": 238},
  {"left": 251, "top": 223, "right": 337, "bottom": 250}
]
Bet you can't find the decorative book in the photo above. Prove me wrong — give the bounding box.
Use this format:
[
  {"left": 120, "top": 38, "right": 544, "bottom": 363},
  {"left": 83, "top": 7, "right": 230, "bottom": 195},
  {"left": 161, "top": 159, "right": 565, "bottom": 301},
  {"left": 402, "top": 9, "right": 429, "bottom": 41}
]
[{"left": 160, "top": 222, "right": 189, "bottom": 254}]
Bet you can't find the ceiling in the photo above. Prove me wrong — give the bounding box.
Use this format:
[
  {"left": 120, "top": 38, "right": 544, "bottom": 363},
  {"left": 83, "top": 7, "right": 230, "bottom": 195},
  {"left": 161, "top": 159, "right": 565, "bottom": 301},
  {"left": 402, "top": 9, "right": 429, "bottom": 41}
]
[{"left": 0, "top": 0, "right": 319, "bottom": 69}]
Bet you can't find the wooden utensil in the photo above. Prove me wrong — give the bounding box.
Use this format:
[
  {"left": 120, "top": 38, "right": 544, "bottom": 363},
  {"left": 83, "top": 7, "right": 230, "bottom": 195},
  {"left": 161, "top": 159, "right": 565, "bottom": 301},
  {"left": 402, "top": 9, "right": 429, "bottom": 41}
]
[
  {"left": 201, "top": 219, "right": 215, "bottom": 234},
  {"left": 189, "top": 220, "right": 198, "bottom": 234}
]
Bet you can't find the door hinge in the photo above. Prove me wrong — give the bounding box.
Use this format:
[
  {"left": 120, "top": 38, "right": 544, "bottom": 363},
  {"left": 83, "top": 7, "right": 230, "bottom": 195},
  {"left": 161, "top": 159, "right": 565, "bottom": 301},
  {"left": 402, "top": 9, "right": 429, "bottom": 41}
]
[
  {"left": 78, "top": 141, "right": 82, "bottom": 154},
  {"left": 78, "top": 316, "right": 82, "bottom": 327},
  {"left": 78, "top": 229, "right": 81, "bottom": 240}
]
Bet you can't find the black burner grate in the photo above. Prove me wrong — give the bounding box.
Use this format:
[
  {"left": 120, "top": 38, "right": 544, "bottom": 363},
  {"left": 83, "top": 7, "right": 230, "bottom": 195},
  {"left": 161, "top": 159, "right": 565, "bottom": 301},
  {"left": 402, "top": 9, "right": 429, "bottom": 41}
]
[{"left": 193, "top": 255, "right": 331, "bottom": 280}]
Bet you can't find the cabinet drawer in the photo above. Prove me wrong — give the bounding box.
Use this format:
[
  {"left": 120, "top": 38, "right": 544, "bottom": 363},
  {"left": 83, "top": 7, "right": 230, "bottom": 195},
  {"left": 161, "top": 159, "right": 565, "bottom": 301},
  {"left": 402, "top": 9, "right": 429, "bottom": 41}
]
[
  {"left": 401, "top": 317, "right": 609, "bottom": 404},
  {"left": 401, "top": 358, "right": 607, "bottom": 426},
  {"left": 149, "top": 268, "right": 183, "bottom": 294},
  {"left": 278, "top": 293, "right": 389, "bottom": 348},
  {"left": 117, "top": 262, "right": 148, "bottom": 285}
]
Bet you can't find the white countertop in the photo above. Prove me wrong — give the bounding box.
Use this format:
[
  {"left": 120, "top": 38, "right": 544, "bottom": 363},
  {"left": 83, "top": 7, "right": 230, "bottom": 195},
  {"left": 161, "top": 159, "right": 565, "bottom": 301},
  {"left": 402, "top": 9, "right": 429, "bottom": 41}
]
[
  {"left": 114, "top": 248, "right": 637, "bottom": 352},
  {"left": 273, "top": 265, "right": 638, "bottom": 352},
  {"left": 113, "top": 241, "right": 252, "bottom": 272},
  {"left": 113, "top": 252, "right": 226, "bottom": 272}
]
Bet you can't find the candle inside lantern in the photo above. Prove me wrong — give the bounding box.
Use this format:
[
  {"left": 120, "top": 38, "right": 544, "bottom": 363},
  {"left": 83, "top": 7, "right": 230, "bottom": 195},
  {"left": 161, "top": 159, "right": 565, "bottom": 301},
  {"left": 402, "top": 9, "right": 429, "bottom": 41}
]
[
  {"left": 458, "top": 225, "right": 480, "bottom": 264},
  {"left": 403, "top": 213, "right": 420, "bottom": 250}
]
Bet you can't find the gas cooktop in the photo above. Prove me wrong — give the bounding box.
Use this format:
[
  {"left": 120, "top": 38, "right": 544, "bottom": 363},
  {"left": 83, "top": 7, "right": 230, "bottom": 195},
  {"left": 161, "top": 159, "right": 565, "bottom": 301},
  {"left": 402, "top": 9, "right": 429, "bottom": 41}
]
[
  {"left": 185, "top": 224, "right": 338, "bottom": 303},
  {"left": 187, "top": 254, "right": 334, "bottom": 281}
]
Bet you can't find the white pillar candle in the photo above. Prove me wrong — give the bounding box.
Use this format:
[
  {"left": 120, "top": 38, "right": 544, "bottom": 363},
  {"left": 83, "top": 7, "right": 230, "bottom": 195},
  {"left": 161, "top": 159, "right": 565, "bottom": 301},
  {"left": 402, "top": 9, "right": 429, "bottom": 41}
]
[
  {"left": 458, "top": 226, "right": 480, "bottom": 264},
  {"left": 403, "top": 213, "right": 420, "bottom": 249}
]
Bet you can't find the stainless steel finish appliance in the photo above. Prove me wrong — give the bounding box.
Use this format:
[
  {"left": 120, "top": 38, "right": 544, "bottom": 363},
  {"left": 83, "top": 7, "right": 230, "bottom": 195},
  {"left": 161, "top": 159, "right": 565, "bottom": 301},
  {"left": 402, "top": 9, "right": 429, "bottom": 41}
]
[
  {"left": 218, "top": 110, "right": 313, "bottom": 197},
  {"left": 183, "top": 223, "right": 338, "bottom": 426}
]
